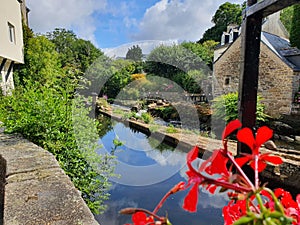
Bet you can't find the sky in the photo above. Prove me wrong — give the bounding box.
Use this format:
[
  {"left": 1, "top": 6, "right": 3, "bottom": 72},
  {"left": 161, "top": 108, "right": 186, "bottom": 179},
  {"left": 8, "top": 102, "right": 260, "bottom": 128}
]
[{"left": 26, "top": 0, "right": 244, "bottom": 52}]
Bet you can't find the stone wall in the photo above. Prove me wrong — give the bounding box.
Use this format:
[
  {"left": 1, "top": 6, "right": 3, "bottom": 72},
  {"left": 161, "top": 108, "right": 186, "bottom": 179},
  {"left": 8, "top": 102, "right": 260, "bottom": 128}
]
[
  {"left": 0, "top": 127, "right": 99, "bottom": 225},
  {"left": 213, "top": 37, "right": 299, "bottom": 118},
  {"left": 0, "top": 154, "right": 5, "bottom": 225}
]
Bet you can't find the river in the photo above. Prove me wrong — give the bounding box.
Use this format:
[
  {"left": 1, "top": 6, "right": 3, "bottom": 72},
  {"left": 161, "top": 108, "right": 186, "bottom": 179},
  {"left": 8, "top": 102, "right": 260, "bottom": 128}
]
[{"left": 94, "top": 115, "right": 228, "bottom": 225}]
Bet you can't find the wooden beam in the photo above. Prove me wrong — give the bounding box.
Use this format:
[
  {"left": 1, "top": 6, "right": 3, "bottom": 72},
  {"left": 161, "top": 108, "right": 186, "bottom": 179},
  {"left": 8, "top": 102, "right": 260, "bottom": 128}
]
[
  {"left": 238, "top": 14, "right": 263, "bottom": 132},
  {"left": 238, "top": 0, "right": 262, "bottom": 157},
  {"left": 245, "top": 0, "right": 300, "bottom": 18}
]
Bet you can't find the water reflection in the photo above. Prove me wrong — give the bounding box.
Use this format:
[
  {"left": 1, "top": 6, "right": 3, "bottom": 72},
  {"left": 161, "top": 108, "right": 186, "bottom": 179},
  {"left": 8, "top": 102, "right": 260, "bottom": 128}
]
[{"left": 96, "top": 117, "right": 227, "bottom": 225}]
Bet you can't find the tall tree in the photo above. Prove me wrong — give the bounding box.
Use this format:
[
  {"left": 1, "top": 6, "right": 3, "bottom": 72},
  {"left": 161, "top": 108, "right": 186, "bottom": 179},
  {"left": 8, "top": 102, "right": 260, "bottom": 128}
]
[
  {"left": 126, "top": 45, "right": 143, "bottom": 61},
  {"left": 46, "top": 28, "right": 103, "bottom": 73},
  {"left": 199, "top": 2, "right": 244, "bottom": 43},
  {"left": 181, "top": 40, "right": 218, "bottom": 69},
  {"left": 290, "top": 4, "right": 300, "bottom": 49}
]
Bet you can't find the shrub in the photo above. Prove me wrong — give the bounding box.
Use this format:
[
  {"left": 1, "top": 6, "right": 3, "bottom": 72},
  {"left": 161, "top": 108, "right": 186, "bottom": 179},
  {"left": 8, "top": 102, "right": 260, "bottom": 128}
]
[
  {"left": 141, "top": 112, "right": 153, "bottom": 124},
  {"left": 212, "top": 92, "right": 269, "bottom": 125},
  {"left": 0, "top": 83, "right": 115, "bottom": 214}
]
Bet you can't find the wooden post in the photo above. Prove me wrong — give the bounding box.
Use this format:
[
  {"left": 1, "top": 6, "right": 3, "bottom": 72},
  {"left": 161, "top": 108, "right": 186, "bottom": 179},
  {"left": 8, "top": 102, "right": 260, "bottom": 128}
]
[{"left": 238, "top": 0, "right": 263, "bottom": 154}]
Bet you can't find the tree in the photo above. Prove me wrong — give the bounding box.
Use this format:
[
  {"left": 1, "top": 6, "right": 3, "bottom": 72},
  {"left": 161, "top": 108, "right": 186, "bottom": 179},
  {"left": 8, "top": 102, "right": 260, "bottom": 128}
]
[
  {"left": 146, "top": 45, "right": 209, "bottom": 78},
  {"left": 7, "top": 28, "right": 115, "bottom": 214},
  {"left": 199, "top": 2, "right": 244, "bottom": 43},
  {"left": 146, "top": 45, "right": 210, "bottom": 93},
  {"left": 290, "top": 4, "right": 300, "bottom": 49},
  {"left": 181, "top": 40, "right": 218, "bottom": 69},
  {"left": 46, "top": 28, "right": 103, "bottom": 73},
  {"left": 280, "top": 6, "right": 294, "bottom": 34},
  {"left": 19, "top": 35, "right": 62, "bottom": 86},
  {"left": 126, "top": 45, "right": 143, "bottom": 61}
]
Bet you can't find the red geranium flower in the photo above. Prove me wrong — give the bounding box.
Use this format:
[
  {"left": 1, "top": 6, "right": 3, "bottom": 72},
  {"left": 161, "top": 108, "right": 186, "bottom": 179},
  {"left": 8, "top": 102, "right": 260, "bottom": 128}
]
[
  {"left": 237, "top": 126, "right": 273, "bottom": 155},
  {"left": 183, "top": 121, "right": 243, "bottom": 212},
  {"left": 131, "top": 212, "right": 154, "bottom": 225},
  {"left": 275, "top": 189, "right": 300, "bottom": 224},
  {"left": 183, "top": 146, "right": 205, "bottom": 212},
  {"left": 223, "top": 199, "right": 247, "bottom": 225},
  {"left": 236, "top": 126, "right": 283, "bottom": 172}
]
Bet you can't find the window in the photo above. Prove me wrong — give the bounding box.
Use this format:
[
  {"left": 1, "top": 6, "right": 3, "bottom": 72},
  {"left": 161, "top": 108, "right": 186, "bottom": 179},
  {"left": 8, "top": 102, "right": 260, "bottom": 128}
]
[
  {"left": 225, "top": 77, "right": 230, "bottom": 85},
  {"left": 8, "top": 22, "right": 16, "bottom": 44}
]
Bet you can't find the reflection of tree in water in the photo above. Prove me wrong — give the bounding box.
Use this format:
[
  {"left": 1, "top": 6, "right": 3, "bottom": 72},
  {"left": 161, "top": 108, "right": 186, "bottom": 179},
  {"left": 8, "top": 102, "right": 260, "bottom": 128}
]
[
  {"left": 97, "top": 115, "right": 113, "bottom": 138},
  {"left": 147, "top": 137, "right": 175, "bottom": 152}
]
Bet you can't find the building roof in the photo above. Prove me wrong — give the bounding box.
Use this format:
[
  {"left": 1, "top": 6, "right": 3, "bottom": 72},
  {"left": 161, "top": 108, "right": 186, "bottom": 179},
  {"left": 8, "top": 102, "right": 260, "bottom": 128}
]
[
  {"left": 214, "top": 31, "right": 300, "bottom": 71},
  {"left": 261, "top": 31, "right": 300, "bottom": 71}
]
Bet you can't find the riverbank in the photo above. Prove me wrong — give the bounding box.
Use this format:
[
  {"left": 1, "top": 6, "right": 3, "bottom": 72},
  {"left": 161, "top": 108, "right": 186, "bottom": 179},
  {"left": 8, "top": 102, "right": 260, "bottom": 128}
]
[{"left": 98, "top": 107, "right": 300, "bottom": 194}]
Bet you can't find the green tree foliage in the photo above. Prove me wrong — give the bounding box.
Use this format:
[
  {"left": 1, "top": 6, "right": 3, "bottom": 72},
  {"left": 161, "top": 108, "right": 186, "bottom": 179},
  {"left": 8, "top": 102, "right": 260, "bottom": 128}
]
[
  {"left": 1, "top": 27, "right": 115, "bottom": 214},
  {"left": 20, "top": 35, "right": 63, "bottom": 86},
  {"left": 102, "top": 61, "right": 136, "bottom": 99},
  {"left": 146, "top": 45, "right": 209, "bottom": 77},
  {"left": 126, "top": 45, "right": 143, "bottom": 61},
  {"left": 46, "top": 28, "right": 103, "bottom": 73},
  {"left": 181, "top": 40, "right": 218, "bottom": 69},
  {"left": 280, "top": 6, "right": 294, "bottom": 34},
  {"left": 290, "top": 4, "right": 300, "bottom": 49},
  {"left": 146, "top": 44, "right": 210, "bottom": 93},
  {"left": 13, "top": 23, "right": 34, "bottom": 86},
  {"left": 173, "top": 70, "right": 204, "bottom": 93},
  {"left": 199, "top": 2, "right": 243, "bottom": 43},
  {"left": 212, "top": 92, "right": 269, "bottom": 125}
]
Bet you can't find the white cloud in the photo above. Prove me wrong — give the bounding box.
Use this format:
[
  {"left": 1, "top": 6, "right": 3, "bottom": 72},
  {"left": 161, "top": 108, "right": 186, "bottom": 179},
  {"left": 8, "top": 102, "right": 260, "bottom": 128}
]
[
  {"left": 133, "top": 0, "right": 244, "bottom": 42},
  {"left": 103, "top": 39, "right": 179, "bottom": 58},
  {"left": 26, "top": 0, "right": 107, "bottom": 46}
]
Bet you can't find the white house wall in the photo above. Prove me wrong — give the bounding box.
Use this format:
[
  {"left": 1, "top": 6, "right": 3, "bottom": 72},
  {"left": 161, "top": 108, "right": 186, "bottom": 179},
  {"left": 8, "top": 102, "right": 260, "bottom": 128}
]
[{"left": 0, "top": 0, "right": 24, "bottom": 64}]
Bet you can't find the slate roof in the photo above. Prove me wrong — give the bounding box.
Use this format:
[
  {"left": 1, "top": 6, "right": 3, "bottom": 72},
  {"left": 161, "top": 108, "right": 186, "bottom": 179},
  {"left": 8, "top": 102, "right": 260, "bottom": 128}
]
[{"left": 261, "top": 32, "right": 300, "bottom": 71}]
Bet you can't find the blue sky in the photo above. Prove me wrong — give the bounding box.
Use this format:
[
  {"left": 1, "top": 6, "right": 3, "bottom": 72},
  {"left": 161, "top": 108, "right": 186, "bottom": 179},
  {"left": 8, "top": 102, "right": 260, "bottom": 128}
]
[{"left": 26, "top": 0, "right": 244, "bottom": 51}]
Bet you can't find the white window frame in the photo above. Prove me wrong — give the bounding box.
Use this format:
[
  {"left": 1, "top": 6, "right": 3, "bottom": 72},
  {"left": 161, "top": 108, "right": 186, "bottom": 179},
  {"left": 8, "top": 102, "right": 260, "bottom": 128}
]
[{"left": 8, "top": 22, "right": 16, "bottom": 44}]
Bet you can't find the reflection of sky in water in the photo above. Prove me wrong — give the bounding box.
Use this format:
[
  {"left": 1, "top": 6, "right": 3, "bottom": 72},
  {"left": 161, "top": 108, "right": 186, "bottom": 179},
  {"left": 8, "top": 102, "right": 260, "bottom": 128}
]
[{"left": 96, "top": 121, "right": 228, "bottom": 225}]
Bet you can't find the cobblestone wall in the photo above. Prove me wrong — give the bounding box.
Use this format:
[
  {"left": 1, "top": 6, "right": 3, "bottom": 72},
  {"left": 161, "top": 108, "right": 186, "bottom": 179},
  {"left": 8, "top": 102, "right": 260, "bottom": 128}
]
[{"left": 213, "top": 37, "right": 300, "bottom": 118}]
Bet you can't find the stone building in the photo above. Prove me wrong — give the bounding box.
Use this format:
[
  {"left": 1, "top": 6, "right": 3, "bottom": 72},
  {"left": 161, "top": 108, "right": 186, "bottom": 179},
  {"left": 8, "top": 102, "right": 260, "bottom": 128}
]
[
  {"left": 0, "top": 0, "right": 26, "bottom": 95},
  {"left": 213, "top": 12, "right": 300, "bottom": 118}
]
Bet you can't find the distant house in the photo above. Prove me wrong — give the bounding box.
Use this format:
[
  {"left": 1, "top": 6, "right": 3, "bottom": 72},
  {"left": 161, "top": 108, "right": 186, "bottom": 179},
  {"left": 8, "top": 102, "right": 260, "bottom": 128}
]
[
  {"left": 213, "top": 12, "right": 300, "bottom": 118},
  {"left": 0, "top": 0, "right": 27, "bottom": 95}
]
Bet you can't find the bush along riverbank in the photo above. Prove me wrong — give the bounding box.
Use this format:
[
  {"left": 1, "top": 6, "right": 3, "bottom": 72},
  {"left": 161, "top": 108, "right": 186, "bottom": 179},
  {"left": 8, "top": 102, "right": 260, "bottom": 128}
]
[{"left": 0, "top": 28, "right": 117, "bottom": 214}]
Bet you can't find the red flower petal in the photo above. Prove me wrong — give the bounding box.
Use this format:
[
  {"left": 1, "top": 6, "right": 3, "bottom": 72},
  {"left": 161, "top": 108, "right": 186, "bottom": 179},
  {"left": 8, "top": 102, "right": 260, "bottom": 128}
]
[
  {"left": 256, "top": 126, "right": 273, "bottom": 147},
  {"left": 187, "top": 146, "right": 199, "bottom": 163},
  {"left": 275, "top": 189, "right": 298, "bottom": 209},
  {"left": 249, "top": 159, "right": 267, "bottom": 172},
  {"left": 132, "top": 212, "right": 147, "bottom": 224},
  {"left": 297, "top": 194, "right": 300, "bottom": 208},
  {"left": 206, "top": 184, "right": 218, "bottom": 194},
  {"left": 260, "top": 154, "right": 283, "bottom": 165},
  {"left": 237, "top": 128, "right": 255, "bottom": 151},
  {"left": 204, "top": 150, "right": 230, "bottom": 176},
  {"left": 235, "top": 155, "right": 252, "bottom": 168},
  {"left": 222, "top": 119, "right": 242, "bottom": 141},
  {"left": 183, "top": 183, "right": 199, "bottom": 213}
]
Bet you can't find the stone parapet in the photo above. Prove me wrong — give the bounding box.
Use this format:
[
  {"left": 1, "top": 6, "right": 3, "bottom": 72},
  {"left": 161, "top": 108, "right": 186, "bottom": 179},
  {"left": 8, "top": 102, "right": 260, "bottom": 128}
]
[{"left": 0, "top": 127, "right": 99, "bottom": 225}]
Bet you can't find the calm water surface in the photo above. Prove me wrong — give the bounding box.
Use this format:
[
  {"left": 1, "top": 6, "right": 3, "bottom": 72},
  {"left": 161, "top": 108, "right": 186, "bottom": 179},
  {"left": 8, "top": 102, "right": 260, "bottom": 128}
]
[{"left": 95, "top": 116, "right": 228, "bottom": 225}]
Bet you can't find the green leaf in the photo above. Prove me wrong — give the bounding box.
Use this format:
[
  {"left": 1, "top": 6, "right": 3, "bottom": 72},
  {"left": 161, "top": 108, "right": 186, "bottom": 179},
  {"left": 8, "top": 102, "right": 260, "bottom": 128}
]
[{"left": 233, "top": 216, "right": 255, "bottom": 225}]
